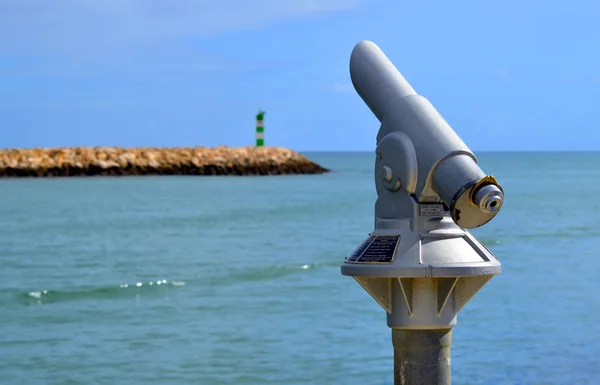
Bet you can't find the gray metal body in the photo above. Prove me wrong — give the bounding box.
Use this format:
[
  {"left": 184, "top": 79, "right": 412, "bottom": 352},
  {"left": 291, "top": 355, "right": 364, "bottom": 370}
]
[
  {"left": 341, "top": 198, "right": 500, "bottom": 330},
  {"left": 340, "top": 41, "right": 504, "bottom": 384}
]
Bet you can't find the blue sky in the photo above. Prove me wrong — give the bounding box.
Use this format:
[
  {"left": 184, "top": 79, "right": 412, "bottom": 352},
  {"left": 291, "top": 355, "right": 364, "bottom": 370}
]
[{"left": 1, "top": 0, "right": 600, "bottom": 151}]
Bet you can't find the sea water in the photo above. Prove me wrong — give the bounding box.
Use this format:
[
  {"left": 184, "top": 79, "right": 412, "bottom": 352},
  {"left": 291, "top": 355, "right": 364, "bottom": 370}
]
[{"left": 1, "top": 152, "right": 599, "bottom": 385}]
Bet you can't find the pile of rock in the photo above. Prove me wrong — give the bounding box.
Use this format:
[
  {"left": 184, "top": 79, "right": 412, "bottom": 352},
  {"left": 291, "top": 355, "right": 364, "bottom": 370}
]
[{"left": 0, "top": 146, "right": 330, "bottom": 177}]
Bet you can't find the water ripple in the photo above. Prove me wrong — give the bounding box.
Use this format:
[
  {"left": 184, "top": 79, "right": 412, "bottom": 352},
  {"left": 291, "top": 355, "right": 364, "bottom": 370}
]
[{"left": 20, "top": 279, "right": 185, "bottom": 305}]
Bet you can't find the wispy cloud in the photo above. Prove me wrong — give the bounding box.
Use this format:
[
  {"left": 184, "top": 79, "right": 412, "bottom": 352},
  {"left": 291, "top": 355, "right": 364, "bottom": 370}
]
[
  {"left": 0, "top": 1, "right": 362, "bottom": 53},
  {"left": 327, "top": 82, "right": 355, "bottom": 93},
  {"left": 0, "top": 48, "right": 276, "bottom": 79},
  {"left": 493, "top": 67, "right": 510, "bottom": 81},
  {"left": 0, "top": 0, "right": 362, "bottom": 77}
]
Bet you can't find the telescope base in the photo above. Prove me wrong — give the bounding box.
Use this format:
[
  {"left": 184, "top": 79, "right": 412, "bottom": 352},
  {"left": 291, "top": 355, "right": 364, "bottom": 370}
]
[{"left": 392, "top": 328, "right": 452, "bottom": 385}]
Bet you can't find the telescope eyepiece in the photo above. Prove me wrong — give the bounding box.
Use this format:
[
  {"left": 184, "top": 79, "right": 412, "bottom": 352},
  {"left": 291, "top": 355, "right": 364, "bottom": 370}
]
[{"left": 474, "top": 184, "right": 504, "bottom": 214}]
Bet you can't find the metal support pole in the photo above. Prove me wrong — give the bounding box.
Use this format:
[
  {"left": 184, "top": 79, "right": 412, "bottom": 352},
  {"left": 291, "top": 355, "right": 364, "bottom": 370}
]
[{"left": 392, "top": 329, "right": 452, "bottom": 385}]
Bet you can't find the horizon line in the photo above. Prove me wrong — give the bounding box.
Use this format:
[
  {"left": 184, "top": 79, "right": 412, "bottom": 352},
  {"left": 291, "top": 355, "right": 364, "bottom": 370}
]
[
  {"left": 3, "top": 146, "right": 600, "bottom": 153},
  {"left": 299, "top": 149, "right": 600, "bottom": 153}
]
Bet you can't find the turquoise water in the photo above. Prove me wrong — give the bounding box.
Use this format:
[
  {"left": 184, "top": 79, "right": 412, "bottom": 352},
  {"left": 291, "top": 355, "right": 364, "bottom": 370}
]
[{"left": 1, "top": 152, "right": 599, "bottom": 385}]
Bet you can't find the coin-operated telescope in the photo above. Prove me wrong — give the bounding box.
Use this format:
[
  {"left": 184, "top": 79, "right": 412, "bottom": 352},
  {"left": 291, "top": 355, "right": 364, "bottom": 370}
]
[{"left": 341, "top": 41, "right": 504, "bottom": 385}]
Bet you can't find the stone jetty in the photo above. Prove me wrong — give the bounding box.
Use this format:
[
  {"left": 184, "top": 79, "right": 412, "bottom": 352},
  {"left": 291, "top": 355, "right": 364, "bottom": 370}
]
[{"left": 0, "top": 146, "right": 329, "bottom": 177}]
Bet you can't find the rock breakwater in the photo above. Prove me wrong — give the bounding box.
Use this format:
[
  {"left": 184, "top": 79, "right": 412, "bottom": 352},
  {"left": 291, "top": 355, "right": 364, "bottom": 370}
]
[{"left": 0, "top": 146, "right": 329, "bottom": 177}]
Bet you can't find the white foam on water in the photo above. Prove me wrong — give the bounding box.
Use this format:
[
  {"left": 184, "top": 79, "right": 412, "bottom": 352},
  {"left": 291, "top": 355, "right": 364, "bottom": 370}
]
[{"left": 28, "top": 290, "right": 47, "bottom": 298}]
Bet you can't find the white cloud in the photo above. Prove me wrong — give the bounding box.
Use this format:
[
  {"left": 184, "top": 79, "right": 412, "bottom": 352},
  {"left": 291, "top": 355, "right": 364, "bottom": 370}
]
[{"left": 0, "top": 0, "right": 362, "bottom": 53}]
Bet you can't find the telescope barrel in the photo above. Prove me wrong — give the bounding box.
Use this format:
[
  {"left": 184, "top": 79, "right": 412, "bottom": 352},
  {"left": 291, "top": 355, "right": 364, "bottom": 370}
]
[
  {"left": 350, "top": 40, "right": 504, "bottom": 227},
  {"left": 350, "top": 40, "right": 417, "bottom": 122}
]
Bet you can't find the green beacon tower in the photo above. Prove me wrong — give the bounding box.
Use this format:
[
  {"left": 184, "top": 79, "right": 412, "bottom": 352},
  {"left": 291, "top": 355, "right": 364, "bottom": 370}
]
[{"left": 256, "top": 110, "right": 265, "bottom": 147}]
